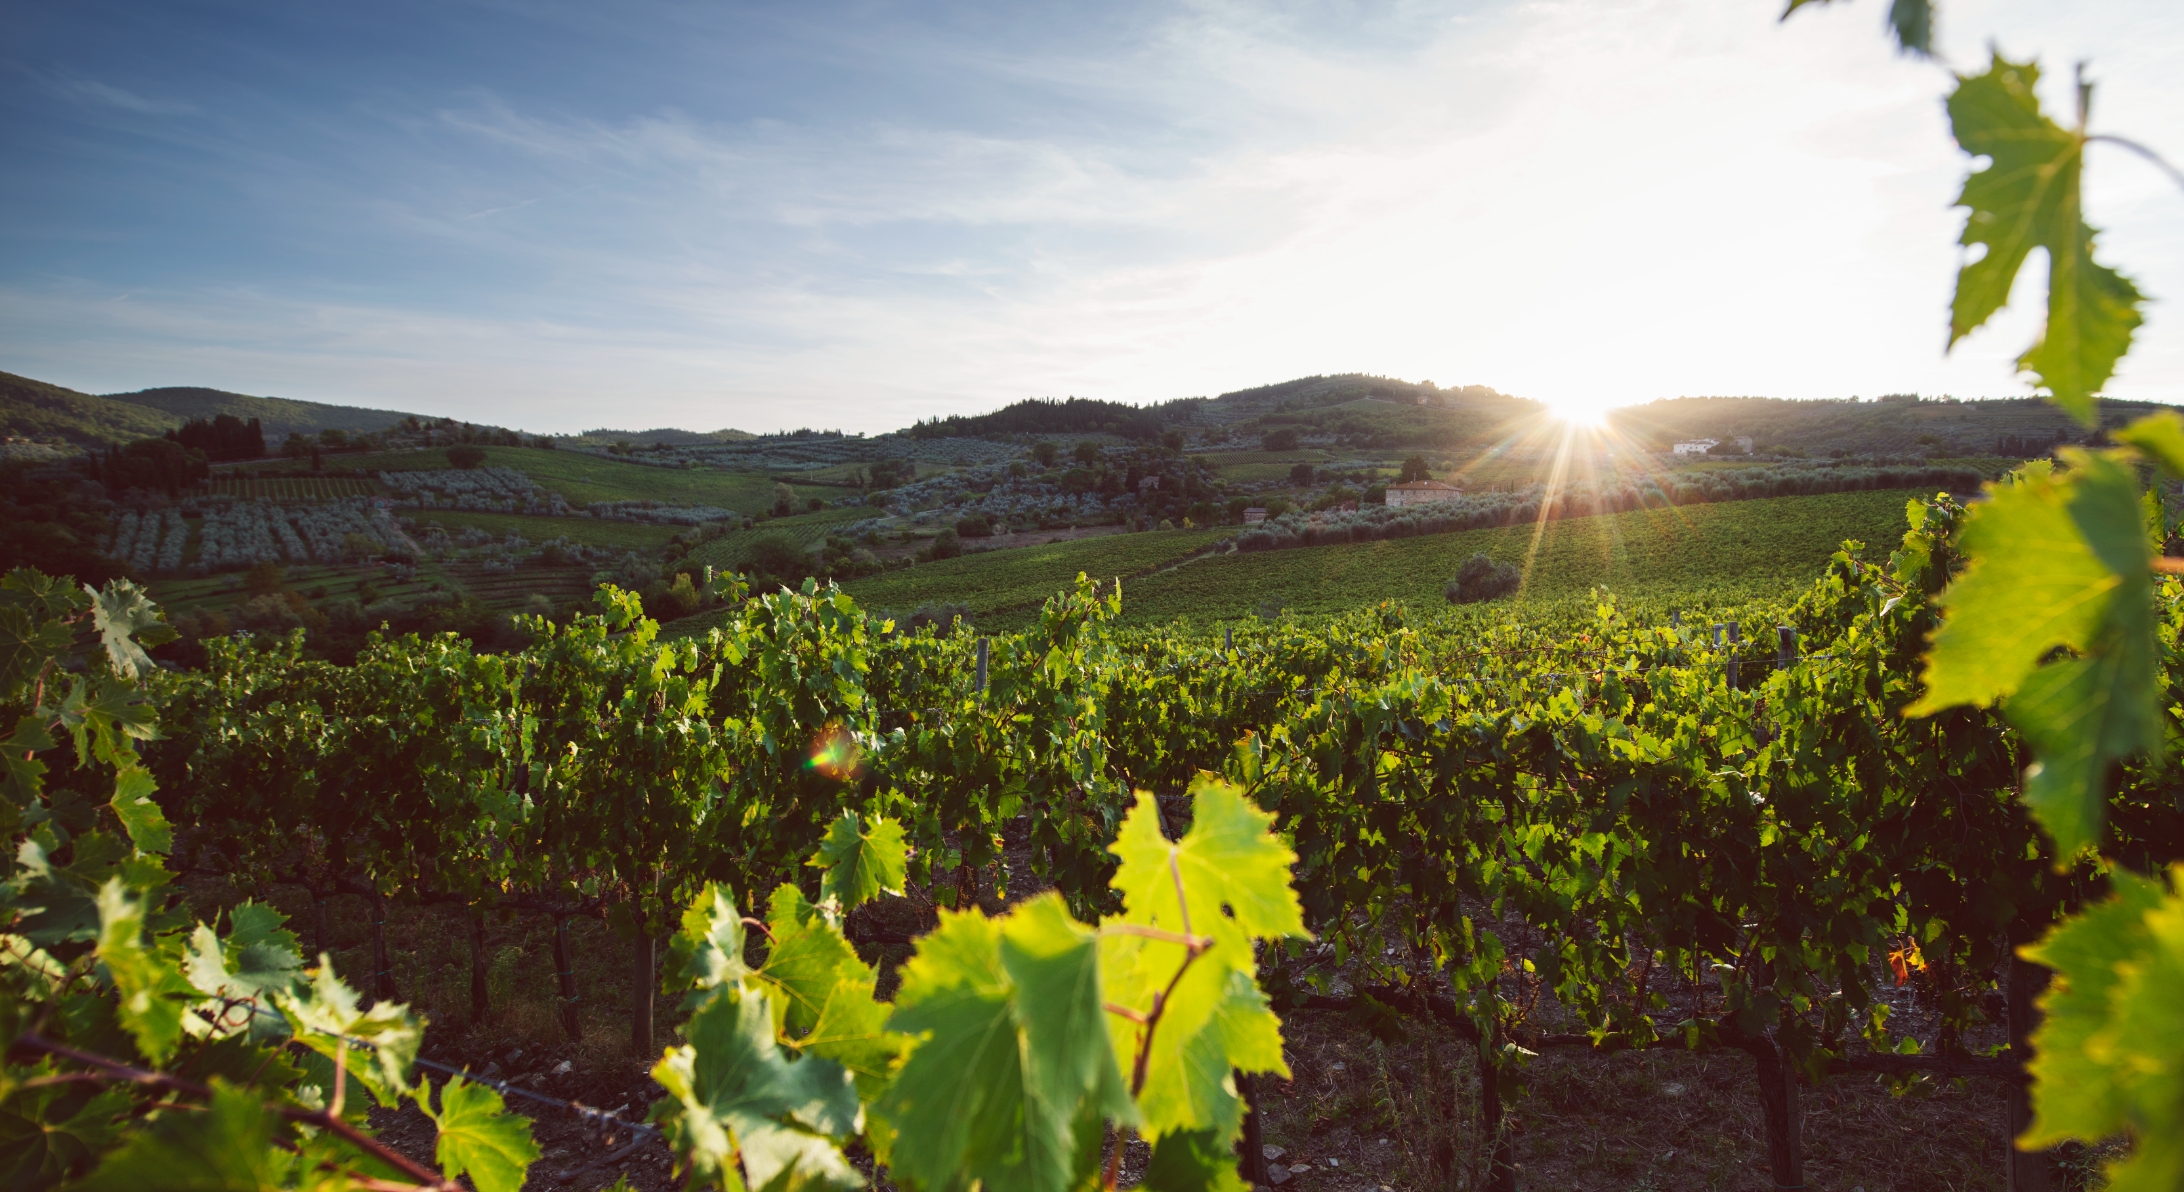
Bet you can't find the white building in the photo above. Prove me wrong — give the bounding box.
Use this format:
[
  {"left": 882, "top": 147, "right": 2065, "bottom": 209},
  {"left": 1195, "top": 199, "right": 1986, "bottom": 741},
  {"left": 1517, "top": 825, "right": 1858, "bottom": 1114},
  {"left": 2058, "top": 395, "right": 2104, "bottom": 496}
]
[
  {"left": 1672, "top": 439, "right": 1719, "bottom": 456},
  {"left": 1384, "top": 480, "right": 1463, "bottom": 507}
]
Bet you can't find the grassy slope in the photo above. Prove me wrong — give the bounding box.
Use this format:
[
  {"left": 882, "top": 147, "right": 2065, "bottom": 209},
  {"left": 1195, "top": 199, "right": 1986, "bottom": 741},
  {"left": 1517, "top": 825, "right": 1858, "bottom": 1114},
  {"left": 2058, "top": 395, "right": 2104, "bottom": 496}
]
[
  {"left": 1113, "top": 488, "right": 1921, "bottom": 626},
  {"left": 257, "top": 445, "right": 810, "bottom": 511},
  {"left": 839, "top": 527, "right": 1230, "bottom": 616},
  {"left": 1, "top": 371, "right": 180, "bottom": 445}
]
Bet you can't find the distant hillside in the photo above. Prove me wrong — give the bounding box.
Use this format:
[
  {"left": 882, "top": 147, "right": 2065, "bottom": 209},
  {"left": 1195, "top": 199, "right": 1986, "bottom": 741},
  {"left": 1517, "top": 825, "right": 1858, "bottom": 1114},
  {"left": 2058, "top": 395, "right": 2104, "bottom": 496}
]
[
  {"left": 567, "top": 427, "right": 757, "bottom": 446},
  {"left": 103, "top": 386, "right": 421, "bottom": 440},
  {"left": 1, "top": 371, "right": 180, "bottom": 446},
  {"left": 906, "top": 396, "right": 1206, "bottom": 441},
  {"left": 1604, "top": 394, "right": 2168, "bottom": 457}
]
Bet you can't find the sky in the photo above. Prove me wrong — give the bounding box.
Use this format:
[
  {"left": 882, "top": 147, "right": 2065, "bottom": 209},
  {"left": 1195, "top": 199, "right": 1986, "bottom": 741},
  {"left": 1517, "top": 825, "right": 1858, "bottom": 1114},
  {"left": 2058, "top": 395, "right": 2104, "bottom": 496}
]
[{"left": 2, "top": 0, "right": 2180, "bottom": 435}]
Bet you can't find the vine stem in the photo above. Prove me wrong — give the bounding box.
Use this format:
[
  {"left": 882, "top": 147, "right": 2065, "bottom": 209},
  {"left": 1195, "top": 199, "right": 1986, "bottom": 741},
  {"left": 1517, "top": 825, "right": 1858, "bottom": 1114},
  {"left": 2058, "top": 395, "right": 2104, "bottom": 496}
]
[
  {"left": 1099, "top": 849, "right": 1213, "bottom": 1191},
  {"left": 9, "top": 1032, "right": 455, "bottom": 1191}
]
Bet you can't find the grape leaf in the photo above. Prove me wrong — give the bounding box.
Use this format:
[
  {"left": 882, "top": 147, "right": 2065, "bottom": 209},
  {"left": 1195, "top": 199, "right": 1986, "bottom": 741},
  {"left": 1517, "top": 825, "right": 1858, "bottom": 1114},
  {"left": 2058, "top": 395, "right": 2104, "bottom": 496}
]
[
  {"left": 87, "top": 581, "right": 173, "bottom": 682},
  {"left": 109, "top": 767, "right": 169, "bottom": 857},
  {"left": 877, "top": 897, "right": 1129, "bottom": 1192},
  {"left": 667, "top": 882, "right": 752, "bottom": 1005},
  {"left": 811, "top": 812, "right": 907, "bottom": 910},
  {"left": 1946, "top": 53, "right": 2143, "bottom": 420},
  {"left": 1142, "top": 1127, "right": 1253, "bottom": 1192},
  {"left": 71, "top": 1079, "right": 290, "bottom": 1192},
  {"left": 2020, "top": 865, "right": 2184, "bottom": 1191},
  {"left": 650, "top": 985, "right": 862, "bottom": 1192},
  {"left": 1102, "top": 779, "right": 1301, "bottom": 1141},
  {"left": 757, "top": 886, "right": 869, "bottom": 1038},
  {"left": 1780, "top": 0, "right": 1932, "bottom": 57},
  {"left": 278, "top": 958, "right": 423, "bottom": 1107},
  {"left": 0, "top": 1085, "right": 130, "bottom": 1190},
  {"left": 797, "top": 975, "right": 909, "bottom": 1101},
  {"left": 94, "top": 877, "right": 192, "bottom": 1064},
  {"left": 1906, "top": 453, "right": 2157, "bottom": 856},
  {"left": 2116, "top": 410, "right": 2184, "bottom": 478},
  {"left": 423, "top": 1076, "right": 542, "bottom": 1192}
]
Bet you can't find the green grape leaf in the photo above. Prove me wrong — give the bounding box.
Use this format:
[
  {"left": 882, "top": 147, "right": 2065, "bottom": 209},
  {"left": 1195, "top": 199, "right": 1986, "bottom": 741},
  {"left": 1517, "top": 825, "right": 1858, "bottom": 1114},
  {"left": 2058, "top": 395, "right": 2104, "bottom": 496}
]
[
  {"left": 109, "top": 766, "right": 169, "bottom": 856},
  {"left": 71, "top": 1079, "right": 291, "bottom": 1192},
  {"left": 651, "top": 985, "right": 862, "bottom": 1192},
  {"left": 877, "top": 898, "right": 1126, "bottom": 1192},
  {"left": 278, "top": 958, "right": 423, "bottom": 1106},
  {"left": 667, "top": 882, "right": 753, "bottom": 1004},
  {"left": 87, "top": 580, "right": 174, "bottom": 682},
  {"left": 2020, "top": 865, "right": 2184, "bottom": 1191},
  {"left": 1102, "top": 779, "right": 1300, "bottom": 1141},
  {"left": 0, "top": 1085, "right": 130, "bottom": 1190},
  {"left": 1946, "top": 53, "right": 2143, "bottom": 420},
  {"left": 758, "top": 886, "right": 870, "bottom": 1039},
  {"left": 811, "top": 812, "right": 907, "bottom": 910},
  {"left": 797, "top": 975, "right": 909, "bottom": 1100},
  {"left": 423, "top": 1076, "right": 542, "bottom": 1192},
  {"left": 94, "top": 877, "right": 192, "bottom": 1065},
  {"left": 1907, "top": 453, "right": 2157, "bottom": 855},
  {"left": 1142, "top": 1127, "right": 1253, "bottom": 1192},
  {"left": 1780, "top": 0, "right": 1932, "bottom": 56},
  {"left": 2116, "top": 410, "right": 2184, "bottom": 478}
]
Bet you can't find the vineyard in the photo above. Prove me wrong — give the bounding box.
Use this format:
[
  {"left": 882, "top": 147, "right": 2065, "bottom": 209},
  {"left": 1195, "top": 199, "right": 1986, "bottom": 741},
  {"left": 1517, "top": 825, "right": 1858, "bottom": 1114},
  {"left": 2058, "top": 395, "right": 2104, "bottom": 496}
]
[
  {"left": 6, "top": 465, "right": 2181, "bottom": 1190},
  {"left": 212, "top": 476, "right": 382, "bottom": 501}
]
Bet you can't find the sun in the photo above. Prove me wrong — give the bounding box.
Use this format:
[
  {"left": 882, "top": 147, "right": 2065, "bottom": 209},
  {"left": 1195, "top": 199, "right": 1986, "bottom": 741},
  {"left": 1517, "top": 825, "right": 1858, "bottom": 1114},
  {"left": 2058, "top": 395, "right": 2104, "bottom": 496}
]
[{"left": 1545, "top": 397, "right": 1607, "bottom": 429}]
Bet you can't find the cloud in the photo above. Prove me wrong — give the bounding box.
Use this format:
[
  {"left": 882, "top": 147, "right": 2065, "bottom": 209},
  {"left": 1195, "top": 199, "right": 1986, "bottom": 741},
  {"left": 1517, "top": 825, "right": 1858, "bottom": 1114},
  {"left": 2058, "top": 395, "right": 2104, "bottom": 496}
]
[{"left": 52, "top": 77, "right": 198, "bottom": 117}]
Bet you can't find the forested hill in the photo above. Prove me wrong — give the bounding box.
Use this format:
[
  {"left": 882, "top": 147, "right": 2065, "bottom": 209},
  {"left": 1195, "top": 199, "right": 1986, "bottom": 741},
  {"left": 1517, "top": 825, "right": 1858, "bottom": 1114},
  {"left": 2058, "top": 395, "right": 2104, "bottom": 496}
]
[
  {"left": 0, "top": 370, "right": 431, "bottom": 447},
  {"left": 906, "top": 395, "right": 1206, "bottom": 440},
  {"left": 101, "top": 385, "right": 421, "bottom": 440}
]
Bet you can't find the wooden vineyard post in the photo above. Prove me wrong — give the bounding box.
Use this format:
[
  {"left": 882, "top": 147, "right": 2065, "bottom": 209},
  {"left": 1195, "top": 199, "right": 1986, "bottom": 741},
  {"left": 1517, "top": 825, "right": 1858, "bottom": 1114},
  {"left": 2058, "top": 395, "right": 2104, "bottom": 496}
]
[
  {"left": 630, "top": 912, "right": 656, "bottom": 1059},
  {"left": 368, "top": 892, "right": 394, "bottom": 1004},
  {"left": 1777, "top": 624, "right": 1796, "bottom": 671},
  {"left": 975, "top": 637, "right": 989, "bottom": 696},
  {"left": 1224, "top": 625, "right": 1233, "bottom": 650},
  {"left": 553, "top": 915, "right": 583, "bottom": 1042},
  {"left": 1477, "top": 1020, "right": 1515, "bottom": 1192},
  {"left": 1726, "top": 622, "right": 1742, "bottom": 689},
  {"left": 2007, "top": 952, "right": 2053, "bottom": 1192},
  {"left": 467, "top": 902, "right": 490, "bottom": 1024},
  {"left": 1745, "top": 1035, "right": 1804, "bottom": 1189},
  {"left": 1236, "top": 1071, "right": 1268, "bottom": 1185}
]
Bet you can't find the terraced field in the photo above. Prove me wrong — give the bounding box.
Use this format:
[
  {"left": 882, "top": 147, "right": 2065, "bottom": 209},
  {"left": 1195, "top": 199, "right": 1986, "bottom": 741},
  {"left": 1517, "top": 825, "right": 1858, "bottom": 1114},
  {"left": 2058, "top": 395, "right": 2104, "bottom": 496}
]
[
  {"left": 236, "top": 446, "right": 810, "bottom": 511},
  {"left": 677, "top": 507, "right": 873, "bottom": 569},
  {"left": 411, "top": 511, "right": 681, "bottom": 551}
]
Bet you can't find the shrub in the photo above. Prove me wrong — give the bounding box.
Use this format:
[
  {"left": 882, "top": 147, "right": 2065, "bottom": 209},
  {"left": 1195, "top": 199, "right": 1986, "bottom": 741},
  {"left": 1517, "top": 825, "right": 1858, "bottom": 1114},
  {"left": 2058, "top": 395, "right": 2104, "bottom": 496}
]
[
  {"left": 930, "top": 528, "right": 963, "bottom": 560},
  {"left": 1031, "top": 441, "right": 1059, "bottom": 467},
  {"left": 902, "top": 602, "right": 970, "bottom": 636},
  {"left": 1289, "top": 462, "right": 1317, "bottom": 486},
  {"left": 1263, "top": 428, "right": 1300, "bottom": 451},
  {"left": 772, "top": 482, "right": 796, "bottom": 517},
  {"left": 739, "top": 532, "right": 811, "bottom": 586},
  {"left": 808, "top": 497, "right": 825, "bottom": 511},
  {"left": 245, "top": 560, "right": 286, "bottom": 597},
  {"left": 1446, "top": 553, "right": 1520, "bottom": 604},
  {"left": 446, "top": 444, "right": 488, "bottom": 469},
  {"left": 956, "top": 513, "right": 994, "bottom": 538}
]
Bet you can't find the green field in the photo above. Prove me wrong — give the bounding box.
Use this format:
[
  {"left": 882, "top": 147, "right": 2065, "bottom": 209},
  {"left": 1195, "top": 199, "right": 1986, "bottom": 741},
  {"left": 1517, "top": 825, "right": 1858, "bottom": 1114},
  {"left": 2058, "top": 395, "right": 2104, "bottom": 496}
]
[
  {"left": 1110, "top": 488, "right": 1924, "bottom": 626},
  {"left": 211, "top": 476, "right": 381, "bottom": 501},
  {"left": 678, "top": 506, "right": 873, "bottom": 569},
  {"left": 413, "top": 510, "right": 681, "bottom": 551},
  {"left": 234, "top": 446, "right": 809, "bottom": 511},
  {"left": 839, "top": 527, "right": 1230, "bottom": 618}
]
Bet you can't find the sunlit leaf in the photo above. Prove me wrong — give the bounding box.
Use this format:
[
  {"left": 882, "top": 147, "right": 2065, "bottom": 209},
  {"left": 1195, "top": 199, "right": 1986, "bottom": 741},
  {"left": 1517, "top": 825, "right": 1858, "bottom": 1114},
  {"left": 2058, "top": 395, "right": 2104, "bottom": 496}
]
[{"left": 423, "top": 1076, "right": 541, "bottom": 1192}]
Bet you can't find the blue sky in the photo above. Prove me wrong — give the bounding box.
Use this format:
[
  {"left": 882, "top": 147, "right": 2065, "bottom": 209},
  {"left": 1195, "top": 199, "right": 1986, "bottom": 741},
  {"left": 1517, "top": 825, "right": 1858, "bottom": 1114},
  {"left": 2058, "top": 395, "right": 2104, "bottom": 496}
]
[{"left": 3, "top": 0, "right": 2180, "bottom": 433}]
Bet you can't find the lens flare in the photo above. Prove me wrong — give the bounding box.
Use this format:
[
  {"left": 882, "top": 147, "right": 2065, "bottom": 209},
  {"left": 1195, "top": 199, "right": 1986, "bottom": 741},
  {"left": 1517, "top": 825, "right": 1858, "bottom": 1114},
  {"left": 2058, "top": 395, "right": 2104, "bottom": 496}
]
[{"left": 808, "top": 721, "right": 864, "bottom": 781}]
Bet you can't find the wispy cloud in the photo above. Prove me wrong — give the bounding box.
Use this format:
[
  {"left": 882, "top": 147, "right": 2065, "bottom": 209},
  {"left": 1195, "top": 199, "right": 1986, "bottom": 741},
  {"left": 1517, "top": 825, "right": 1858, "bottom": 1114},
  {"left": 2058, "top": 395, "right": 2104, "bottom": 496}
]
[{"left": 52, "top": 77, "right": 198, "bottom": 117}]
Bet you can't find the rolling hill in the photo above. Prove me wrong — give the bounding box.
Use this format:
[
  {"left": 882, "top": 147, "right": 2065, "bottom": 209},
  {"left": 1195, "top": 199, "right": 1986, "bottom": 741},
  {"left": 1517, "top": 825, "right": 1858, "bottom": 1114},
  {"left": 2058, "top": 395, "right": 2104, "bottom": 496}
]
[
  {"left": 101, "top": 386, "right": 422, "bottom": 439},
  {"left": 1, "top": 371, "right": 181, "bottom": 445}
]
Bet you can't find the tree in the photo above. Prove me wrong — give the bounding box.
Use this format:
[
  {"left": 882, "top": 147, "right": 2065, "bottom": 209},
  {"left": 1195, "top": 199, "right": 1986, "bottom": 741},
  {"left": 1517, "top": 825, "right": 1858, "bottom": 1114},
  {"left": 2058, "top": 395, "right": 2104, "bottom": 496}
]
[
  {"left": 1446, "top": 553, "right": 1520, "bottom": 604},
  {"left": 1289, "top": 462, "right": 1317, "bottom": 486},
  {"left": 930, "top": 527, "right": 963, "bottom": 559},
  {"left": 447, "top": 444, "right": 488, "bottom": 469},
  {"left": 771, "top": 482, "right": 796, "bottom": 517},
  {"left": 281, "top": 433, "right": 312, "bottom": 459},
  {"left": 1161, "top": 429, "right": 1185, "bottom": 451},
  {"left": 1263, "top": 428, "right": 1300, "bottom": 451},
  {"left": 1032, "top": 441, "right": 1060, "bottom": 467},
  {"left": 318, "top": 428, "right": 348, "bottom": 448},
  {"left": 739, "top": 532, "right": 811, "bottom": 588},
  {"left": 1398, "top": 455, "right": 1432, "bottom": 483},
  {"left": 1072, "top": 441, "right": 1103, "bottom": 466}
]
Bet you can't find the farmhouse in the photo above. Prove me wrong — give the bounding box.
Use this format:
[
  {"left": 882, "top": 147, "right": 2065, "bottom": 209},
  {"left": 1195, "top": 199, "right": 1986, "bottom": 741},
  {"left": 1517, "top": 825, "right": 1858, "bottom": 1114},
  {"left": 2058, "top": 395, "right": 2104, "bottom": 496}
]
[
  {"left": 1672, "top": 439, "right": 1719, "bottom": 456},
  {"left": 1383, "top": 480, "right": 1463, "bottom": 508}
]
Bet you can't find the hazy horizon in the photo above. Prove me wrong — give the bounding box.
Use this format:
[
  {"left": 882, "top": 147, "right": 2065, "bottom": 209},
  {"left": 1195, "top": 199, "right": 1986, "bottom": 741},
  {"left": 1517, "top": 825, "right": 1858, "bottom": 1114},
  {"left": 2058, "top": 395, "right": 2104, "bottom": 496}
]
[{"left": 5, "top": 0, "right": 2180, "bottom": 435}]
